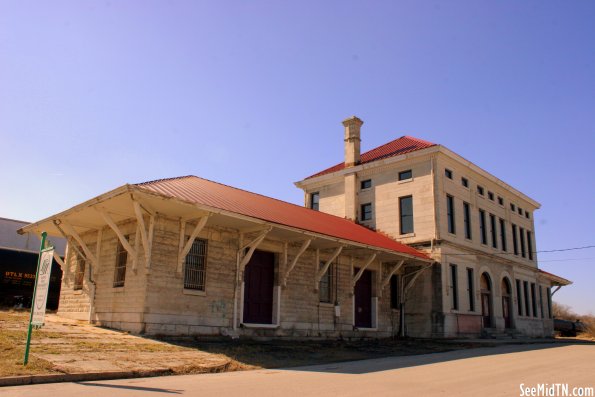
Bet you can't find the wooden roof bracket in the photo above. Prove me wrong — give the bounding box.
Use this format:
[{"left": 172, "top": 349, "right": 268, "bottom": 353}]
[
  {"left": 177, "top": 214, "right": 211, "bottom": 274},
  {"left": 351, "top": 253, "right": 378, "bottom": 289},
  {"left": 96, "top": 208, "right": 138, "bottom": 270},
  {"left": 378, "top": 260, "right": 405, "bottom": 298},
  {"left": 54, "top": 219, "right": 98, "bottom": 267},
  {"left": 282, "top": 238, "right": 312, "bottom": 287},
  {"left": 315, "top": 246, "right": 343, "bottom": 291},
  {"left": 132, "top": 197, "right": 155, "bottom": 270},
  {"left": 238, "top": 226, "right": 272, "bottom": 273}
]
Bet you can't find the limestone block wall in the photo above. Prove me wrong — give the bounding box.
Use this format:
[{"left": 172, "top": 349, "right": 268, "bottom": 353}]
[
  {"left": 92, "top": 221, "right": 148, "bottom": 333},
  {"left": 142, "top": 217, "right": 238, "bottom": 335},
  {"left": 57, "top": 244, "right": 91, "bottom": 321}
]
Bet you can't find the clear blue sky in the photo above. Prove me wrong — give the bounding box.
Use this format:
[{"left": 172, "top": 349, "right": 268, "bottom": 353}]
[{"left": 1, "top": 1, "right": 593, "bottom": 314}]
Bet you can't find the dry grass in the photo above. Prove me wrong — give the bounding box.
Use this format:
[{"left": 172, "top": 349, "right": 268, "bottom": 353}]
[
  {"left": 0, "top": 311, "right": 61, "bottom": 376},
  {"left": 553, "top": 303, "right": 595, "bottom": 340}
]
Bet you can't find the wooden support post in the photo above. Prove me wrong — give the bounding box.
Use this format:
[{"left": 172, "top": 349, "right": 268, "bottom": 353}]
[
  {"left": 132, "top": 201, "right": 150, "bottom": 263},
  {"left": 315, "top": 246, "right": 343, "bottom": 290},
  {"left": 282, "top": 239, "right": 312, "bottom": 287}
]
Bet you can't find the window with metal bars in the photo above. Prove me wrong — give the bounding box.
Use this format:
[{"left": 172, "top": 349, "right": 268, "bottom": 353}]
[
  {"left": 184, "top": 238, "right": 208, "bottom": 291},
  {"left": 74, "top": 251, "right": 86, "bottom": 290},
  {"left": 113, "top": 237, "right": 129, "bottom": 288}
]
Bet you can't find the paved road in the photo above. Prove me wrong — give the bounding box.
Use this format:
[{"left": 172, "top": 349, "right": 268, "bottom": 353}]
[{"left": 3, "top": 343, "right": 594, "bottom": 396}]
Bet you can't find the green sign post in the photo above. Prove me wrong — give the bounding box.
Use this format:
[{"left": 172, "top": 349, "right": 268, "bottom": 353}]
[{"left": 24, "top": 231, "right": 55, "bottom": 365}]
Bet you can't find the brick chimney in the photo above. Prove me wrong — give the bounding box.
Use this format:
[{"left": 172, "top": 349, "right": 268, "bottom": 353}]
[
  {"left": 343, "top": 116, "right": 363, "bottom": 221},
  {"left": 343, "top": 116, "right": 363, "bottom": 167}
]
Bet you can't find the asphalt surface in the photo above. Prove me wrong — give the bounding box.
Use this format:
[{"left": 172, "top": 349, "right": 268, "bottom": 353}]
[{"left": 2, "top": 343, "right": 594, "bottom": 396}]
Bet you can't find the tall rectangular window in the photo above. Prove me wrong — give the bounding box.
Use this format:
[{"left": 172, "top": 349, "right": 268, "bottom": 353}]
[
  {"left": 467, "top": 268, "right": 475, "bottom": 312},
  {"left": 523, "top": 281, "right": 530, "bottom": 317},
  {"left": 531, "top": 283, "right": 537, "bottom": 318},
  {"left": 479, "top": 210, "right": 487, "bottom": 244},
  {"left": 184, "top": 238, "right": 208, "bottom": 291},
  {"left": 539, "top": 285, "right": 544, "bottom": 318},
  {"left": 463, "top": 202, "right": 472, "bottom": 240},
  {"left": 398, "top": 170, "right": 412, "bottom": 181},
  {"left": 477, "top": 186, "right": 485, "bottom": 196},
  {"left": 516, "top": 279, "right": 523, "bottom": 316},
  {"left": 499, "top": 218, "right": 507, "bottom": 251},
  {"left": 527, "top": 231, "right": 534, "bottom": 260},
  {"left": 450, "top": 264, "right": 458, "bottom": 310},
  {"left": 512, "top": 224, "right": 519, "bottom": 255},
  {"left": 447, "top": 195, "right": 456, "bottom": 234},
  {"left": 361, "top": 203, "right": 372, "bottom": 221},
  {"left": 390, "top": 275, "right": 400, "bottom": 309},
  {"left": 445, "top": 169, "right": 453, "bottom": 179},
  {"left": 113, "top": 237, "right": 129, "bottom": 288},
  {"left": 319, "top": 262, "right": 332, "bottom": 303},
  {"left": 489, "top": 214, "right": 497, "bottom": 248},
  {"left": 399, "top": 195, "right": 414, "bottom": 234},
  {"left": 310, "top": 192, "right": 319, "bottom": 211},
  {"left": 461, "top": 177, "right": 469, "bottom": 188},
  {"left": 520, "top": 227, "right": 526, "bottom": 258},
  {"left": 73, "top": 252, "right": 86, "bottom": 291}
]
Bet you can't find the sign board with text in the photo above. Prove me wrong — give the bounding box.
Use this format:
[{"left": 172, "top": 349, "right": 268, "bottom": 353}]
[{"left": 31, "top": 247, "right": 54, "bottom": 327}]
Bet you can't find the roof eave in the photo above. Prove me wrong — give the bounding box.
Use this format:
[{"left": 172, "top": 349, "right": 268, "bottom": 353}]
[{"left": 17, "top": 184, "right": 132, "bottom": 235}]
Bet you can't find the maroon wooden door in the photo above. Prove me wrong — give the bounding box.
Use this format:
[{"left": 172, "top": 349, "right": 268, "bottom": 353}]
[
  {"left": 243, "top": 250, "right": 275, "bottom": 324},
  {"left": 354, "top": 268, "right": 372, "bottom": 328},
  {"left": 502, "top": 296, "right": 511, "bottom": 329},
  {"left": 481, "top": 293, "right": 492, "bottom": 328}
]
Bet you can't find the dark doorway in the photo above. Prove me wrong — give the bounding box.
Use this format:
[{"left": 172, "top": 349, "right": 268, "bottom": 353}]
[
  {"left": 501, "top": 278, "right": 512, "bottom": 329},
  {"left": 243, "top": 250, "right": 275, "bottom": 324},
  {"left": 354, "top": 268, "right": 372, "bottom": 328},
  {"left": 480, "top": 273, "right": 492, "bottom": 328}
]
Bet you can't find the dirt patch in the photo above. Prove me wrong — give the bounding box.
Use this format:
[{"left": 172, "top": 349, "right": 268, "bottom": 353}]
[
  {"left": 1, "top": 309, "right": 476, "bottom": 379},
  {"left": 0, "top": 310, "right": 248, "bottom": 378}
]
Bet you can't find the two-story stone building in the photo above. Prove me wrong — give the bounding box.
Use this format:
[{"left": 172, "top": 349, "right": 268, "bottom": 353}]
[
  {"left": 295, "top": 116, "right": 570, "bottom": 338},
  {"left": 19, "top": 116, "right": 570, "bottom": 339}
]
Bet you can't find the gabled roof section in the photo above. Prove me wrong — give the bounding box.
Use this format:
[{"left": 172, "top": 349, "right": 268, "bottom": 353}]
[
  {"left": 136, "top": 176, "right": 430, "bottom": 261},
  {"left": 306, "top": 135, "right": 436, "bottom": 179}
]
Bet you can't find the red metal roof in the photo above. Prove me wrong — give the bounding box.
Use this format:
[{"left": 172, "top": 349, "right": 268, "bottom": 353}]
[
  {"left": 538, "top": 269, "right": 572, "bottom": 285},
  {"left": 307, "top": 135, "right": 436, "bottom": 179},
  {"left": 136, "top": 176, "right": 430, "bottom": 260}
]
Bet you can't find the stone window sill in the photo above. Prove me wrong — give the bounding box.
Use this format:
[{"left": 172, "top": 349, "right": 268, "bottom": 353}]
[
  {"left": 183, "top": 289, "right": 206, "bottom": 296},
  {"left": 241, "top": 323, "right": 279, "bottom": 329}
]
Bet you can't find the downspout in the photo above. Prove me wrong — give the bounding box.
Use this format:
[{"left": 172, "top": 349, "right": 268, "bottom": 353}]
[{"left": 232, "top": 232, "right": 243, "bottom": 332}]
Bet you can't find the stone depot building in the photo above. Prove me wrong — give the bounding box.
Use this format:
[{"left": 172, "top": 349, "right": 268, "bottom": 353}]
[{"left": 20, "top": 117, "right": 570, "bottom": 339}]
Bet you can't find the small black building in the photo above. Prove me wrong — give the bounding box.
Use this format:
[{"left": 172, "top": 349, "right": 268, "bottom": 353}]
[{"left": 0, "top": 217, "right": 65, "bottom": 309}]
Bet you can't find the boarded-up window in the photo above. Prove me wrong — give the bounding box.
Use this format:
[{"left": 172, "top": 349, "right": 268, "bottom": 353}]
[
  {"left": 73, "top": 251, "right": 86, "bottom": 290},
  {"left": 113, "top": 237, "right": 128, "bottom": 288},
  {"left": 184, "top": 239, "right": 208, "bottom": 291},
  {"left": 319, "top": 262, "right": 332, "bottom": 303}
]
